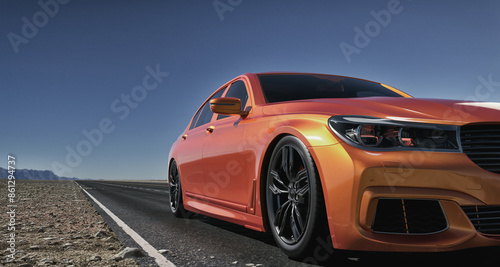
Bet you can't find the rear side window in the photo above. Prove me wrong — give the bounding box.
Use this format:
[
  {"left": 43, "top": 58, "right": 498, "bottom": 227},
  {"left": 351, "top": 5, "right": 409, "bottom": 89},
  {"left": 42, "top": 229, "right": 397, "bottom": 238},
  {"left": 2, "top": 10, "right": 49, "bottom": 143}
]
[
  {"left": 218, "top": 80, "right": 249, "bottom": 120},
  {"left": 190, "top": 88, "right": 226, "bottom": 129}
]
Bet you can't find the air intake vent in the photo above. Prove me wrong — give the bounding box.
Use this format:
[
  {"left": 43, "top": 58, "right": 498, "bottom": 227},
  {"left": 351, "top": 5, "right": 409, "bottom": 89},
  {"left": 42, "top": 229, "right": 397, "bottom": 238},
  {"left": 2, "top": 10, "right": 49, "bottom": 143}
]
[
  {"left": 462, "top": 206, "right": 500, "bottom": 235},
  {"left": 461, "top": 124, "right": 500, "bottom": 174},
  {"left": 372, "top": 199, "right": 448, "bottom": 234}
]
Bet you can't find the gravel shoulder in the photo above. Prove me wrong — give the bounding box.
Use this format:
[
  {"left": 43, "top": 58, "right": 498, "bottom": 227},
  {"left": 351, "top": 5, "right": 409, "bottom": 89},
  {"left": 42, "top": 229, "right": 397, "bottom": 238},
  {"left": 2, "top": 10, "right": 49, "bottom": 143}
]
[{"left": 0, "top": 179, "right": 139, "bottom": 266}]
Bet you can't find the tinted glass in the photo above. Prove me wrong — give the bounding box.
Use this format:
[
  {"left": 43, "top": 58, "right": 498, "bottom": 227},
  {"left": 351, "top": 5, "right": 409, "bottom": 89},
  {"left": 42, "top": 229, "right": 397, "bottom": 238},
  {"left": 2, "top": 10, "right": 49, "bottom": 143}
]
[
  {"left": 258, "top": 74, "right": 403, "bottom": 103},
  {"left": 190, "top": 88, "right": 225, "bottom": 129},
  {"left": 189, "top": 107, "right": 203, "bottom": 130},
  {"left": 218, "top": 80, "right": 249, "bottom": 120},
  {"left": 226, "top": 80, "right": 249, "bottom": 109}
]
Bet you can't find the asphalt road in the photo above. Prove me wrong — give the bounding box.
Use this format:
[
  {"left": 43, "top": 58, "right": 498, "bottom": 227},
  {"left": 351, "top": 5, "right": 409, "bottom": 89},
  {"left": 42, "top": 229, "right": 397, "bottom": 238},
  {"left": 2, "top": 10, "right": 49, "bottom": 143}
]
[{"left": 76, "top": 180, "right": 499, "bottom": 267}]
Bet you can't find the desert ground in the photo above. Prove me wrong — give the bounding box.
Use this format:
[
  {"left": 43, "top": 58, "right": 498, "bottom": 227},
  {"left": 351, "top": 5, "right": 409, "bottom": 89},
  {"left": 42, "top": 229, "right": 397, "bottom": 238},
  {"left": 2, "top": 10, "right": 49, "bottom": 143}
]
[{"left": 0, "top": 179, "right": 140, "bottom": 266}]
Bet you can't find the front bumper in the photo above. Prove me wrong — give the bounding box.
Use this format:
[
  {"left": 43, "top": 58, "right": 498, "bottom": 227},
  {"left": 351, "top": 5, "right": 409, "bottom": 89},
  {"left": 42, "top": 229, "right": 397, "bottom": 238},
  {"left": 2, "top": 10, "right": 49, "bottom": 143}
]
[{"left": 310, "top": 142, "right": 500, "bottom": 252}]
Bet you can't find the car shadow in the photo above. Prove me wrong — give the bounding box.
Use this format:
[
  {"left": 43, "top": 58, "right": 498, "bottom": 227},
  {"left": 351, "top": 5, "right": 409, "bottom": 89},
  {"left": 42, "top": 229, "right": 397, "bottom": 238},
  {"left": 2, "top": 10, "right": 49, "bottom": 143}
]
[
  {"left": 189, "top": 213, "right": 277, "bottom": 246},
  {"left": 322, "top": 247, "right": 500, "bottom": 266},
  {"left": 187, "top": 213, "right": 500, "bottom": 266}
]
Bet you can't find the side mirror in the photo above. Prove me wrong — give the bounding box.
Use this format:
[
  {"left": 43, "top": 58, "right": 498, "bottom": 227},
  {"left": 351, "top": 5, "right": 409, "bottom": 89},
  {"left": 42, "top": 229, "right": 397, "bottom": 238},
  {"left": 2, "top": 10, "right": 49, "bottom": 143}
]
[{"left": 210, "top": 97, "right": 249, "bottom": 116}]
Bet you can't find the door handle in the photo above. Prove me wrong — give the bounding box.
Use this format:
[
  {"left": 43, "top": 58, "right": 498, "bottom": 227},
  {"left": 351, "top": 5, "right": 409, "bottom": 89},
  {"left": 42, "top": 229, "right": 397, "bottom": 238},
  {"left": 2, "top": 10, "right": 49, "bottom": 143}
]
[{"left": 206, "top": 126, "right": 215, "bottom": 134}]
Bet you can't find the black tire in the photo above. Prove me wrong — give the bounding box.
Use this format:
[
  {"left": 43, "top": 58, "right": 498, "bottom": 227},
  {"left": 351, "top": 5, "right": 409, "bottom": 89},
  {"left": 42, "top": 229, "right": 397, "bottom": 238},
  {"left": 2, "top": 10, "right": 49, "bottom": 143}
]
[
  {"left": 266, "top": 136, "right": 329, "bottom": 259},
  {"left": 169, "top": 160, "right": 188, "bottom": 218}
]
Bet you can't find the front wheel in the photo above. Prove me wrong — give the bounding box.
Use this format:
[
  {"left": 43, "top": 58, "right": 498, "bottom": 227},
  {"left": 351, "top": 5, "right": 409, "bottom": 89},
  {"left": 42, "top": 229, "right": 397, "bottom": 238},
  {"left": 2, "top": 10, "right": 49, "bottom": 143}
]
[{"left": 266, "top": 136, "right": 329, "bottom": 259}]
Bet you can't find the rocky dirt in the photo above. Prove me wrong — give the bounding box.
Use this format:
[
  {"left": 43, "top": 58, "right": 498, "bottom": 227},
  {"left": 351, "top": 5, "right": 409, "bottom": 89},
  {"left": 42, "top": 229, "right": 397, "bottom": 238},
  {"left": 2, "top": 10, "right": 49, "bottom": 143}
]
[{"left": 0, "top": 179, "right": 140, "bottom": 266}]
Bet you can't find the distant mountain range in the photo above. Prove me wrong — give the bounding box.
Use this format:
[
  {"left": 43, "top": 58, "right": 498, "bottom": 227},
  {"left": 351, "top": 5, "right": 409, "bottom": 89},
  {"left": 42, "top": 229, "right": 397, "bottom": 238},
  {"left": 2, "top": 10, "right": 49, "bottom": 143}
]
[{"left": 0, "top": 167, "right": 79, "bottom": 180}]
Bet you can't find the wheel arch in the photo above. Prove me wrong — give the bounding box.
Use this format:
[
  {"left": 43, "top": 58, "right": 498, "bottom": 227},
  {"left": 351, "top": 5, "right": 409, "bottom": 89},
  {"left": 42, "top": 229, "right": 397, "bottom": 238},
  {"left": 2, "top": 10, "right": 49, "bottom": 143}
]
[
  {"left": 258, "top": 130, "right": 332, "bottom": 238},
  {"left": 259, "top": 133, "right": 290, "bottom": 232},
  {"left": 259, "top": 132, "right": 332, "bottom": 257},
  {"left": 167, "top": 157, "right": 177, "bottom": 184}
]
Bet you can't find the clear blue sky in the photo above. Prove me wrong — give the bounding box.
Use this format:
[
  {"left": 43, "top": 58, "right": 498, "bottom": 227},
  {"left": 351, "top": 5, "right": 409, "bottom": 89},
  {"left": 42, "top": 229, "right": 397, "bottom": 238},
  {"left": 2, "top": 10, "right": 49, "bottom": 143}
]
[{"left": 2, "top": 0, "right": 499, "bottom": 180}]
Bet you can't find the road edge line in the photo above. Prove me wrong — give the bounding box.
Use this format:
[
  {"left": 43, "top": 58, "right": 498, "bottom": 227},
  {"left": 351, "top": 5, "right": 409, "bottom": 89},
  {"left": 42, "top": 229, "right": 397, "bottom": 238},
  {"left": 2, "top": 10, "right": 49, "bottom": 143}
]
[{"left": 76, "top": 182, "right": 175, "bottom": 267}]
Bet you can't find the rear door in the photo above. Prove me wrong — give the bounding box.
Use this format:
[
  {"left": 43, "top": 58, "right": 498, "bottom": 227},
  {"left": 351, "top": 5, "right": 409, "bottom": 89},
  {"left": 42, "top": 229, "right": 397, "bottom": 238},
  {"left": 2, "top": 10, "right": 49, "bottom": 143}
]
[{"left": 176, "top": 88, "right": 226, "bottom": 197}]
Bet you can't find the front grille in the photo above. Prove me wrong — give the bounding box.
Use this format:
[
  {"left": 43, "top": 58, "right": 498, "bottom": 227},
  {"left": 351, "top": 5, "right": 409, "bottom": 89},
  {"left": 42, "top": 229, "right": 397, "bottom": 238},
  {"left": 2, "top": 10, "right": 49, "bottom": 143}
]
[
  {"left": 461, "top": 124, "right": 500, "bottom": 174},
  {"left": 462, "top": 205, "right": 500, "bottom": 235},
  {"left": 372, "top": 198, "right": 448, "bottom": 234}
]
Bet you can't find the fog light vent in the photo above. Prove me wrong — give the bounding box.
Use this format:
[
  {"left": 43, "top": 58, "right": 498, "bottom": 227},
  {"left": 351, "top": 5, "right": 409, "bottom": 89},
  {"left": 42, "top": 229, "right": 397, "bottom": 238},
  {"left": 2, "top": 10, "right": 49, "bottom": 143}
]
[
  {"left": 372, "top": 199, "right": 448, "bottom": 234},
  {"left": 462, "top": 205, "right": 500, "bottom": 235}
]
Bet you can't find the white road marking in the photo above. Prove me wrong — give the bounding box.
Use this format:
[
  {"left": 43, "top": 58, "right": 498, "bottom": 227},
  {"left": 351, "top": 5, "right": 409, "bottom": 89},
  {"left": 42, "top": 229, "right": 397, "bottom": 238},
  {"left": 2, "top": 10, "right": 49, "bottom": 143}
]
[{"left": 77, "top": 182, "right": 175, "bottom": 267}]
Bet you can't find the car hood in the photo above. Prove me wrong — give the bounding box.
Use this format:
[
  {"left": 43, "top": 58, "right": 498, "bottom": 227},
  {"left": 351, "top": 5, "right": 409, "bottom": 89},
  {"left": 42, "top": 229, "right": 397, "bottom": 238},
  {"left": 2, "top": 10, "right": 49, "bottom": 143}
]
[{"left": 262, "top": 97, "right": 500, "bottom": 125}]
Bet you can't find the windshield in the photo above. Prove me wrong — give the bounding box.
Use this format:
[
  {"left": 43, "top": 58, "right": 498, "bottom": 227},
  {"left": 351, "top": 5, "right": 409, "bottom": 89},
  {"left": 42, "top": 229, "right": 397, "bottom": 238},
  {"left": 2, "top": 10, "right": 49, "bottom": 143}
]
[{"left": 258, "top": 74, "right": 404, "bottom": 103}]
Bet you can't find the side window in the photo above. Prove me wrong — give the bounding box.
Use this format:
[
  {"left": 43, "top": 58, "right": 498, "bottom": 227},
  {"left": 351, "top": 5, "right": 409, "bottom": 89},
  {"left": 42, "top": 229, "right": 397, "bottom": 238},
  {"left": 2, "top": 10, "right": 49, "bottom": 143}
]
[
  {"left": 190, "top": 88, "right": 226, "bottom": 129},
  {"left": 218, "top": 80, "right": 249, "bottom": 120},
  {"left": 189, "top": 107, "right": 203, "bottom": 130}
]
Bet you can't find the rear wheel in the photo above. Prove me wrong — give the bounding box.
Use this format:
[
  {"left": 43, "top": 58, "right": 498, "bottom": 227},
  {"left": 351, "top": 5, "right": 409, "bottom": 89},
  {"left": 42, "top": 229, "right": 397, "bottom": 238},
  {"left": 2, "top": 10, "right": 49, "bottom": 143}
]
[
  {"left": 169, "top": 160, "right": 187, "bottom": 218},
  {"left": 266, "top": 136, "right": 329, "bottom": 259}
]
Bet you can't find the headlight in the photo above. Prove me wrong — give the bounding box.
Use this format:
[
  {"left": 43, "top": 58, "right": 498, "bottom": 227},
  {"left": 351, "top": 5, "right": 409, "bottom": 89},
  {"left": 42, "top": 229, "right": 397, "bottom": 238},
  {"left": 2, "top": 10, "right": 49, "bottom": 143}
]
[{"left": 328, "top": 116, "right": 460, "bottom": 152}]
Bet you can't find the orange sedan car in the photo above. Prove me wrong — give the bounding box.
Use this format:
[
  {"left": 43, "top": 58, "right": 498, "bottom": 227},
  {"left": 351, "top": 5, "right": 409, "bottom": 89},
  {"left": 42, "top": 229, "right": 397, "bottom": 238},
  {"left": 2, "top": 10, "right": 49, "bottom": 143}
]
[{"left": 168, "top": 72, "right": 500, "bottom": 259}]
